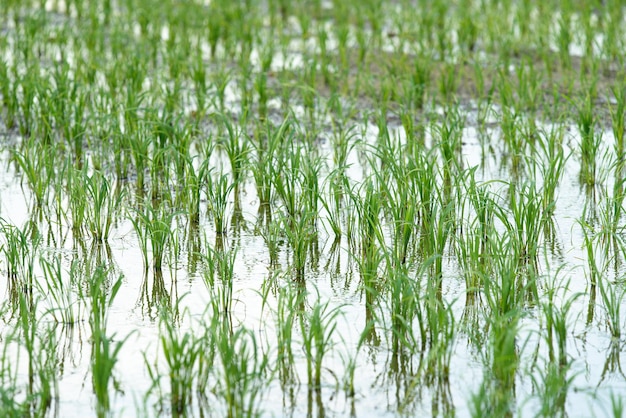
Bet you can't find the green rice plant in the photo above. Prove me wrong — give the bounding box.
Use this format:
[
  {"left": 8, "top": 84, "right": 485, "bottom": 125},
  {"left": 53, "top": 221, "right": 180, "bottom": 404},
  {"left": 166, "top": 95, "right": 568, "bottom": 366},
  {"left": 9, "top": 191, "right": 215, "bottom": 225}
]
[
  {"left": 39, "top": 254, "right": 83, "bottom": 326},
  {"left": 433, "top": 107, "right": 465, "bottom": 190},
  {"left": 580, "top": 218, "right": 603, "bottom": 292},
  {"left": 181, "top": 154, "right": 209, "bottom": 226},
  {"left": 592, "top": 181, "right": 626, "bottom": 272},
  {"left": 258, "top": 217, "right": 282, "bottom": 267},
  {"left": 159, "top": 306, "right": 201, "bottom": 417},
  {"left": 32, "top": 324, "right": 60, "bottom": 417},
  {"left": 610, "top": 85, "right": 626, "bottom": 176},
  {"left": 207, "top": 243, "right": 238, "bottom": 314},
  {"left": 532, "top": 273, "right": 580, "bottom": 415},
  {"left": 530, "top": 360, "right": 575, "bottom": 418},
  {"left": 576, "top": 91, "right": 602, "bottom": 187},
  {"left": 483, "top": 314, "right": 520, "bottom": 417},
  {"left": 597, "top": 277, "right": 625, "bottom": 340},
  {"left": 301, "top": 146, "right": 323, "bottom": 221},
  {"left": 0, "top": 219, "right": 40, "bottom": 310},
  {"left": 319, "top": 169, "right": 346, "bottom": 243},
  {"left": 17, "top": 293, "right": 38, "bottom": 413},
  {"left": 83, "top": 171, "right": 123, "bottom": 242},
  {"left": 251, "top": 118, "right": 289, "bottom": 211},
  {"left": 212, "top": 321, "right": 270, "bottom": 418},
  {"left": 0, "top": 59, "right": 17, "bottom": 129},
  {"left": 499, "top": 106, "right": 525, "bottom": 175},
  {"left": 89, "top": 266, "right": 129, "bottom": 418},
  {"left": 531, "top": 125, "right": 569, "bottom": 218},
  {"left": 128, "top": 128, "right": 152, "bottom": 193},
  {"left": 501, "top": 181, "right": 547, "bottom": 275},
  {"left": 541, "top": 275, "right": 579, "bottom": 369},
  {"left": 299, "top": 296, "right": 342, "bottom": 389},
  {"left": 273, "top": 285, "right": 301, "bottom": 388},
  {"left": 218, "top": 115, "right": 250, "bottom": 197},
  {"left": 387, "top": 261, "right": 422, "bottom": 357},
  {"left": 274, "top": 140, "right": 303, "bottom": 223},
  {"left": 0, "top": 323, "right": 22, "bottom": 415},
  {"left": 206, "top": 172, "right": 234, "bottom": 235},
  {"left": 11, "top": 140, "right": 56, "bottom": 209},
  {"left": 129, "top": 202, "right": 180, "bottom": 271},
  {"left": 456, "top": 177, "right": 498, "bottom": 301},
  {"left": 352, "top": 179, "right": 384, "bottom": 258},
  {"left": 282, "top": 209, "right": 315, "bottom": 280}
]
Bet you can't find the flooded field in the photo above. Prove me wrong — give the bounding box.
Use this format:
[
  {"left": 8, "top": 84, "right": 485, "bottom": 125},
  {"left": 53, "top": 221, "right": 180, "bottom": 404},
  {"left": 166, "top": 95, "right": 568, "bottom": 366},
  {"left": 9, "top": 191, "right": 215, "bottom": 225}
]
[{"left": 1, "top": 0, "right": 626, "bottom": 417}]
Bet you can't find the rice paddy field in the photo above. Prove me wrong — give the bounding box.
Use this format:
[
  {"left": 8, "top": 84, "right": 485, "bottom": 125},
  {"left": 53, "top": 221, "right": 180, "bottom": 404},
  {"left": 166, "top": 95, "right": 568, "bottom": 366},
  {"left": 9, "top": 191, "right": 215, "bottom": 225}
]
[{"left": 1, "top": 0, "right": 626, "bottom": 416}]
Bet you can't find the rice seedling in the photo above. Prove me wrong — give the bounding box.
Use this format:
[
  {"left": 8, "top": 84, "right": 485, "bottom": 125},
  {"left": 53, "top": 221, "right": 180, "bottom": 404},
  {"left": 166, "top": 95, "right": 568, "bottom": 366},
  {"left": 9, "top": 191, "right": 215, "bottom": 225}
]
[
  {"left": 83, "top": 170, "right": 123, "bottom": 243},
  {"left": 158, "top": 306, "right": 201, "bottom": 417},
  {"left": 610, "top": 85, "right": 626, "bottom": 177},
  {"left": 300, "top": 295, "right": 342, "bottom": 389},
  {"left": 11, "top": 139, "right": 57, "bottom": 209},
  {"left": 205, "top": 172, "right": 234, "bottom": 236},
  {"left": 0, "top": 219, "right": 40, "bottom": 311},
  {"left": 212, "top": 318, "right": 270, "bottom": 418},
  {"left": 576, "top": 91, "right": 602, "bottom": 188},
  {"left": 39, "top": 254, "right": 83, "bottom": 326},
  {"left": 129, "top": 202, "right": 180, "bottom": 272},
  {"left": 272, "top": 284, "right": 301, "bottom": 388},
  {"left": 88, "top": 266, "right": 130, "bottom": 418}
]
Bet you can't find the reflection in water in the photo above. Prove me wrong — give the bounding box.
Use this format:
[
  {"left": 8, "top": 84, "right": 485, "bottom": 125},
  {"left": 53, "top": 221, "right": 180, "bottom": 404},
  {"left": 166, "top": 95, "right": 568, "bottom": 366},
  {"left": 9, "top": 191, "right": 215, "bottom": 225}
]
[
  {"left": 186, "top": 219, "right": 202, "bottom": 276},
  {"left": 586, "top": 283, "right": 596, "bottom": 326},
  {"left": 599, "top": 340, "right": 626, "bottom": 384},
  {"left": 307, "top": 387, "right": 326, "bottom": 418},
  {"left": 138, "top": 269, "right": 176, "bottom": 321}
]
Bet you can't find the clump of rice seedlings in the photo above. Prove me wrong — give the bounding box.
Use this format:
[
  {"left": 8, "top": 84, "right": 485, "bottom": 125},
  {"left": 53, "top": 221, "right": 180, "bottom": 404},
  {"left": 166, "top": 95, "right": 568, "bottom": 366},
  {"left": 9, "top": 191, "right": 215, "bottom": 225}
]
[
  {"left": 180, "top": 154, "right": 209, "bottom": 226},
  {"left": 576, "top": 90, "right": 602, "bottom": 188},
  {"left": 251, "top": 118, "right": 288, "bottom": 213},
  {"left": 88, "top": 266, "right": 129, "bottom": 418},
  {"left": 39, "top": 255, "right": 83, "bottom": 326},
  {"left": 206, "top": 242, "right": 238, "bottom": 314},
  {"left": 597, "top": 276, "right": 625, "bottom": 341},
  {"left": 456, "top": 173, "right": 497, "bottom": 301},
  {"left": 499, "top": 106, "right": 525, "bottom": 175},
  {"left": 158, "top": 306, "right": 201, "bottom": 417},
  {"left": 319, "top": 170, "right": 346, "bottom": 244},
  {"left": 11, "top": 139, "right": 57, "bottom": 210},
  {"left": 83, "top": 171, "right": 123, "bottom": 243},
  {"left": 0, "top": 219, "right": 40, "bottom": 309},
  {"left": 530, "top": 277, "right": 579, "bottom": 418},
  {"left": 211, "top": 314, "right": 269, "bottom": 418},
  {"left": 218, "top": 115, "right": 249, "bottom": 200},
  {"left": 350, "top": 180, "right": 384, "bottom": 321},
  {"left": 130, "top": 202, "right": 179, "bottom": 272},
  {"left": 387, "top": 261, "right": 422, "bottom": 357},
  {"left": 300, "top": 295, "right": 342, "bottom": 389},
  {"left": 273, "top": 285, "right": 301, "bottom": 388},
  {"left": 531, "top": 125, "right": 568, "bottom": 220},
  {"left": 433, "top": 107, "right": 465, "bottom": 191},
  {"left": 282, "top": 209, "right": 316, "bottom": 280},
  {"left": 502, "top": 181, "right": 547, "bottom": 276},
  {"left": 482, "top": 235, "right": 525, "bottom": 402},
  {"left": 128, "top": 128, "right": 152, "bottom": 193},
  {"left": 257, "top": 216, "right": 282, "bottom": 267},
  {"left": 206, "top": 172, "right": 234, "bottom": 236},
  {"left": 610, "top": 85, "right": 626, "bottom": 177},
  {"left": 11, "top": 290, "right": 61, "bottom": 417}
]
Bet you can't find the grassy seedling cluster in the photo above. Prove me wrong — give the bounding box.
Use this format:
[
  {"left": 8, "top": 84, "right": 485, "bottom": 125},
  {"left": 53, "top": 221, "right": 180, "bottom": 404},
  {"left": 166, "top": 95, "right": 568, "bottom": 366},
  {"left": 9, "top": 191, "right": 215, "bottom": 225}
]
[{"left": 1, "top": 0, "right": 626, "bottom": 416}]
